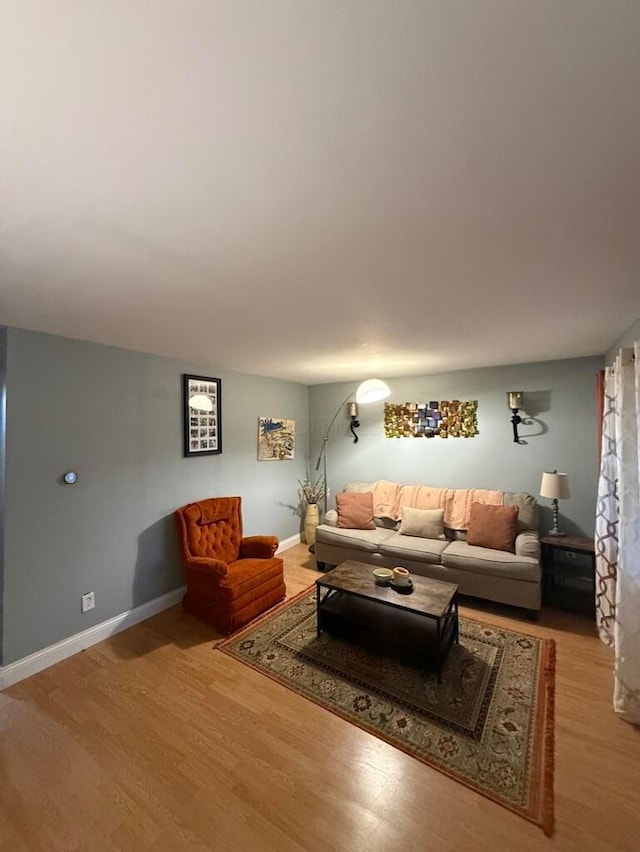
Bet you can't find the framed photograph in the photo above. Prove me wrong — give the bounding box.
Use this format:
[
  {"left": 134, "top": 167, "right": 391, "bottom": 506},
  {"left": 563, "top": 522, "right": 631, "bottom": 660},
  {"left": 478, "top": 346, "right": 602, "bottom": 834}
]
[
  {"left": 182, "top": 374, "right": 222, "bottom": 457},
  {"left": 258, "top": 417, "right": 295, "bottom": 460}
]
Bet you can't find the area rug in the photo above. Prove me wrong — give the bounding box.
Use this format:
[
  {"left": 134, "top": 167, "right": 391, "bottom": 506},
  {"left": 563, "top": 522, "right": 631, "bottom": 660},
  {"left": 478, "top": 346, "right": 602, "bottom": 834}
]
[{"left": 218, "top": 587, "right": 555, "bottom": 835}]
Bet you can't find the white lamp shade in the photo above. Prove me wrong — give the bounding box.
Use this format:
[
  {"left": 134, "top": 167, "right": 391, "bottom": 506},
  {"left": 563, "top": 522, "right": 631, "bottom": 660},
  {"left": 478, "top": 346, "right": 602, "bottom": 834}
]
[
  {"left": 355, "top": 378, "right": 391, "bottom": 404},
  {"left": 189, "top": 394, "right": 214, "bottom": 412},
  {"left": 540, "top": 471, "right": 570, "bottom": 500}
]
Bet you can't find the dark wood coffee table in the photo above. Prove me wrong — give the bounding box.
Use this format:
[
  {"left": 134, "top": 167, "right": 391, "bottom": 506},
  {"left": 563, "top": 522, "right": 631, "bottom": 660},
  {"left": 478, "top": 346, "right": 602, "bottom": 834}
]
[{"left": 316, "top": 560, "right": 459, "bottom": 683}]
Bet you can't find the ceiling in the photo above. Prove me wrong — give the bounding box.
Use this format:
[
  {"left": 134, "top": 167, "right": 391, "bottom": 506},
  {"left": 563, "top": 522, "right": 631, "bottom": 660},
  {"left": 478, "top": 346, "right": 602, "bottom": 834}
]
[{"left": 2, "top": 1, "right": 639, "bottom": 385}]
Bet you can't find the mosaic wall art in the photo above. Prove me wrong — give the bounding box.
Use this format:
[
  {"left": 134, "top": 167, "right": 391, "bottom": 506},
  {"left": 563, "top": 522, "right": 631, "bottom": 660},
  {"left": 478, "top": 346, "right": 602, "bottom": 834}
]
[{"left": 384, "top": 401, "right": 478, "bottom": 439}]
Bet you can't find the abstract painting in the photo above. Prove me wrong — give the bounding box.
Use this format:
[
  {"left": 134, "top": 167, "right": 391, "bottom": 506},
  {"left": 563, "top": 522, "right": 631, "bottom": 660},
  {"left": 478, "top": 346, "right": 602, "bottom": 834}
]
[{"left": 258, "top": 417, "right": 295, "bottom": 460}]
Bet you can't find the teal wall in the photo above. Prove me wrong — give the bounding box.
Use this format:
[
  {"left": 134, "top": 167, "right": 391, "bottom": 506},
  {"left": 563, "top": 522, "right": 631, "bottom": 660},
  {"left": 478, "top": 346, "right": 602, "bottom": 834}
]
[
  {"left": 1, "top": 328, "right": 308, "bottom": 665},
  {"left": 309, "top": 356, "right": 603, "bottom": 541},
  {"left": 0, "top": 327, "right": 604, "bottom": 668}
]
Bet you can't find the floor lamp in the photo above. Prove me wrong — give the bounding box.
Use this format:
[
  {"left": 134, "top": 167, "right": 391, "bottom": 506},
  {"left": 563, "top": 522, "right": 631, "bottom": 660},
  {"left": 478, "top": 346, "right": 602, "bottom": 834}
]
[{"left": 315, "top": 378, "right": 391, "bottom": 518}]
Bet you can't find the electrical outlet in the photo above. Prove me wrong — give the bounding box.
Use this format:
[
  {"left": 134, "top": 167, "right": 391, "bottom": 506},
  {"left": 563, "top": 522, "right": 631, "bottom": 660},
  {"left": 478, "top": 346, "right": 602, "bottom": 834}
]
[{"left": 81, "top": 591, "right": 95, "bottom": 613}]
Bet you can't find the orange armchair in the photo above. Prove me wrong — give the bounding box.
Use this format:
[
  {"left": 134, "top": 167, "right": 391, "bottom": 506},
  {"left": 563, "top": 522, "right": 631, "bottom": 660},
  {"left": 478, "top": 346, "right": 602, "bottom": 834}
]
[{"left": 175, "top": 496, "right": 286, "bottom": 634}]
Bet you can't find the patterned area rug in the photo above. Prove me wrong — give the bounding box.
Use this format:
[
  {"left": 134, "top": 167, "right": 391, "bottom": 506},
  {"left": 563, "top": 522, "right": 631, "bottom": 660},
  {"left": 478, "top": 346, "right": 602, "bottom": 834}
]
[{"left": 218, "top": 587, "right": 555, "bottom": 835}]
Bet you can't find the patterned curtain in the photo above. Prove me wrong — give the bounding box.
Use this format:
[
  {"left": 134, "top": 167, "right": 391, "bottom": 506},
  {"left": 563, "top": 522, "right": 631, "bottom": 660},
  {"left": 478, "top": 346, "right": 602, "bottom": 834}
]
[
  {"left": 595, "top": 371, "right": 617, "bottom": 646},
  {"left": 595, "top": 342, "right": 640, "bottom": 724},
  {"left": 595, "top": 369, "right": 605, "bottom": 466}
]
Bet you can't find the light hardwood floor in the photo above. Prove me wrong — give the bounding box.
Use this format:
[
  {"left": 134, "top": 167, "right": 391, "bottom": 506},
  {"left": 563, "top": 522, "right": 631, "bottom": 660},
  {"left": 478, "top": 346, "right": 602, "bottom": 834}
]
[{"left": 1, "top": 543, "right": 639, "bottom": 851}]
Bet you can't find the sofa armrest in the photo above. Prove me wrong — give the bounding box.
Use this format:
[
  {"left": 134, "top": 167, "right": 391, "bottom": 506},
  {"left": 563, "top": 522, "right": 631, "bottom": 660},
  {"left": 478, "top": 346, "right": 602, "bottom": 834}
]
[
  {"left": 186, "top": 556, "right": 229, "bottom": 577},
  {"left": 241, "top": 535, "right": 278, "bottom": 559},
  {"left": 515, "top": 531, "right": 540, "bottom": 560},
  {"left": 323, "top": 509, "right": 338, "bottom": 527}
]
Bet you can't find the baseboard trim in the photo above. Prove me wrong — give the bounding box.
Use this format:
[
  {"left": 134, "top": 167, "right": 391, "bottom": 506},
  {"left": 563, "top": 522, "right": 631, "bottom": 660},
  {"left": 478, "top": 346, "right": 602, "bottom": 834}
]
[
  {"left": 277, "top": 532, "right": 301, "bottom": 553},
  {"left": 0, "top": 534, "right": 301, "bottom": 691},
  {"left": 0, "top": 586, "right": 186, "bottom": 691}
]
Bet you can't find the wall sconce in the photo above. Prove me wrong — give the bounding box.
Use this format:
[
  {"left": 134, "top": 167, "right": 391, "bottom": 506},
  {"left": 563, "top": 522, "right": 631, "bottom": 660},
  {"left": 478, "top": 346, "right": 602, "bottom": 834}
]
[
  {"left": 507, "top": 391, "right": 523, "bottom": 443},
  {"left": 348, "top": 402, "right": 360, "bottom": 443}
]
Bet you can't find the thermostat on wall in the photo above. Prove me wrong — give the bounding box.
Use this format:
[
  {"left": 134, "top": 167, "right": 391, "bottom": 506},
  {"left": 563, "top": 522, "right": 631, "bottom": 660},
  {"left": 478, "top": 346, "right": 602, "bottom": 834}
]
[{"left": 63, "top": 471, "right": 78, "bottom": 485}]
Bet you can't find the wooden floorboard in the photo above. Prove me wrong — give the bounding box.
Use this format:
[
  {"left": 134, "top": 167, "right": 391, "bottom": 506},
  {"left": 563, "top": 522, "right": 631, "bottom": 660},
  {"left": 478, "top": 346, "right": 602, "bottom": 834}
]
[{"left": 1, "top": 542, "right": 639, "bottom": 851}]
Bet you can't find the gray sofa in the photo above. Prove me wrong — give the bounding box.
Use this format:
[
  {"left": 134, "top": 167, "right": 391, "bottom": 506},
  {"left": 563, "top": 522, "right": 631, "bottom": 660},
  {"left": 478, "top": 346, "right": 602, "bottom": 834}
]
[{"left": 314, "top": 481, "right": 542, "bottom": 617}]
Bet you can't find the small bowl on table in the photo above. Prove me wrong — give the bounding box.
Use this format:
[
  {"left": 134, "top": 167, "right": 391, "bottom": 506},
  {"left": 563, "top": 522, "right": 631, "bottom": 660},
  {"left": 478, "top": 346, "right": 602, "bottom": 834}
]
[{"left": 373, "top": 567, "right": 394, "bottom": 586}]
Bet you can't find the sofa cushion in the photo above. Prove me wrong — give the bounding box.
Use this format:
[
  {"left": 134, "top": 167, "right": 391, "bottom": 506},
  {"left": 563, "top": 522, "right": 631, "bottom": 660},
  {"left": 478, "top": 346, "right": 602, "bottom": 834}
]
[
  {"left": 315, "top": 524, "right": 395, "bottom": 552},
  {"left": 344, "top": 481, "right": 375, "bottom": 493},
  {"left": 379, "top": 531, "right": 450, "bottom": 564},
  {"left": 467, "top": 503, "right": 518, "bottom": 552},
  {"left": 503, "top": 491, "right": 539, "bottom": 532},
  {"left": 441, "top": 540, "right": 540, "bottom": 582},
  {"left": 336, "top": 491, "right": 375, "bottom": 530},
  {"left": 399, "top": 506, "right": 446, "bottom": 540}
]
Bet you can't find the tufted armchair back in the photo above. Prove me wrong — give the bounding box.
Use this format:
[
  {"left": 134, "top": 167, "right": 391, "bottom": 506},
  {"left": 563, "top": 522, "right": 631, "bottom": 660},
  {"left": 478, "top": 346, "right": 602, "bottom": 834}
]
[
  {"left": 176, "top": 496, "right": 243, "bottom": 565},
  {"left": 174, "top": 495, "right": 285, "bottom": 634}
]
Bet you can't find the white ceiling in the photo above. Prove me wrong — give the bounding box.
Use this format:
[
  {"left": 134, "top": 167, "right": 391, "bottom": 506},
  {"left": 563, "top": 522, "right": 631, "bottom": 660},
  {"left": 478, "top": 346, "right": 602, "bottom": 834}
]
[{"left": 2, "top": 1, "right": 639, "bottom": 384}]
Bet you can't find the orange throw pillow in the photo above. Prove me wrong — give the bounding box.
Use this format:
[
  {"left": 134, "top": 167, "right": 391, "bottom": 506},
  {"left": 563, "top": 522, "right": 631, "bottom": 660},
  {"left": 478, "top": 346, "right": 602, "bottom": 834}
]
[
  {"left": 467, "top": 503, "right": 518, "bottom": 553},
  {"left": 336, "top": 492, "right": 376, "bottom": 530}
]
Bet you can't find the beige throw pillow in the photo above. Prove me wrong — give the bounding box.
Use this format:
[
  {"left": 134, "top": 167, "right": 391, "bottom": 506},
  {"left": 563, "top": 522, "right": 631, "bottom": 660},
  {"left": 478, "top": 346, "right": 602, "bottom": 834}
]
[{"left": 399, "top": 506, "right": 446, "bottom": 540}]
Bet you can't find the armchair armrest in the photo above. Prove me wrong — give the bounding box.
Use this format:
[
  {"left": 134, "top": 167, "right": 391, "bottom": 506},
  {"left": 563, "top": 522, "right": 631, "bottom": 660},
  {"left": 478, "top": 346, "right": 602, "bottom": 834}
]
[
  {"left": 241, "top": 536, "right": 278, "bottom": 559},
  {"left": 515, "top": 531, "right": 540, "bottom": 560},
  {"left": 185, "top": 556, "right": 229, "bottom": 578}
]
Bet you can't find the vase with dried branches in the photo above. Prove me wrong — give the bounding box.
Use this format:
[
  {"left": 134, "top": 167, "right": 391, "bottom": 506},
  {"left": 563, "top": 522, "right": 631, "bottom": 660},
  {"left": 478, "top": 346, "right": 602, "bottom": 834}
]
[{"left": 298, "top": 476, "right": 327, "bottom": 546}]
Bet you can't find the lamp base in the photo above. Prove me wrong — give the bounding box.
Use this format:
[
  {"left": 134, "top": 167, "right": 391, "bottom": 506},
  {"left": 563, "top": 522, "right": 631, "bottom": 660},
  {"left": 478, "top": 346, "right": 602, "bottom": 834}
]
[{"left": 547, "top": 498, "right": 565, "bottom": 537}]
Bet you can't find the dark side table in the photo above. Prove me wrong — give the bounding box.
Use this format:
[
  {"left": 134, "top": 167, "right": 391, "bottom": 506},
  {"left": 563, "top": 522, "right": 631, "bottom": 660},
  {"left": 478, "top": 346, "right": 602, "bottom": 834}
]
[{"left": 540, "top": 535, "right": 596, "bottom": 615}]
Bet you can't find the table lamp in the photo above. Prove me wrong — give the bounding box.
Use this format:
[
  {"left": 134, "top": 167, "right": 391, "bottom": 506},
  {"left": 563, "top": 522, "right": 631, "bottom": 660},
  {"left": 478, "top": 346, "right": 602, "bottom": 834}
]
[{"left": 539, "top": 470, "right": 570, "bottom": 536}]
